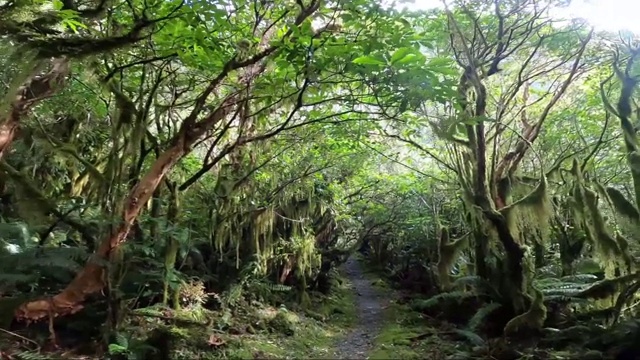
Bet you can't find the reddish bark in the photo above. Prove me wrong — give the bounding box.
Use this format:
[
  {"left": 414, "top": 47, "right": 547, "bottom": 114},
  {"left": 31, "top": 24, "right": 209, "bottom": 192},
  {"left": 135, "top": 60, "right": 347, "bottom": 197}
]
[
  {"left": 0, "top": 59, "right": 70, "bottom": 158},
  {"left": 279, "top": 256, "right": 296, "bottom": 284},
  {"left": 15, "top": 1, "right": 324, "bottom": 322},
  {"left": 15, "top": 98, "right": 238, "bottom": 320},
  {"left": 0, "top": 119, "right": 20, "bottom": 159}
]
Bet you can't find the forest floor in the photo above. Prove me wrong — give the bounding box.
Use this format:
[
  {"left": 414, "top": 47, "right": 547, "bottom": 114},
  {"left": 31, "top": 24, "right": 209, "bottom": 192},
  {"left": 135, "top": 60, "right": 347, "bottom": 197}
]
[
  {"left": 332, "top": 257, "right": 459, "bottom": 360},
  {"left": 0, "top": 257, "right": 460, "bottom": 359},
  {"left": 212, "top": 255, "right": 456, "bottom": 359},
  {"left": 333, "top": 256, "right": 390, "bottom": 359},
  {"left": 221, "top": 255, "right": 403, "bottom": 359}
]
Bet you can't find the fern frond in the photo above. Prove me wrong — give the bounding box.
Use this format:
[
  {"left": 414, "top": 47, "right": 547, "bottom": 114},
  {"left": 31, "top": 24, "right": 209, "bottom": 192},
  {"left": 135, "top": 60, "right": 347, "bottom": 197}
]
[
  {"left": 15, "top": 351, "right": 51, "bottom": 360},
  {"left": 411, "top": 291, "right": 475, "bottom": 311},
  {"left": 543, "top": 295, "right": 590, "bottom": 304},
  {"left": 468, "top": 302, "right": 501, "bottom": 331},
  {"left": 560, "top": 274, "right": 599, "bottom": 283},
  {"left": 115, "top": 332, "right": 129, "bottom": 347},
  {"left": 269, "top": 283, "right": 293, "bottom": 292},
  {"left": 452, "top": 275, "right": 483, "bottom": 288},
  {"left": 452, "top": 328, "right": 485, "bottom": 346}
]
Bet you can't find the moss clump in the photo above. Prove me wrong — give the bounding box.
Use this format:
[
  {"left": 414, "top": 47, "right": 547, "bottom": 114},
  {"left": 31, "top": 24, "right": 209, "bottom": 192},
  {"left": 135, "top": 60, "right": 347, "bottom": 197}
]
[
  {"left": 369, "top": 302, "right": 461, "bottom": 360},
  {"left": 268, "top": 309, "right": 298, "bottom": 336},
  {"left": 315, "top": 277, "right": 358, "bottom": 328},
  {"left": 223, "top": 274, "right": 358, "bottom": 359},
  {"left": 371, "top": 278, "right": 388, "bottom": 289}
]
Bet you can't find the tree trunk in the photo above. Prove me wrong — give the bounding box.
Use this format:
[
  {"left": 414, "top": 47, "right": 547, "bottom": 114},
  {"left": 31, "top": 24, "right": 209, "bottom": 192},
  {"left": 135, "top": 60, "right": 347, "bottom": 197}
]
[
  {"left": 474, "top": 230, "right": 489, "bottom": 279},
  {"left": 162, "top": 182, "right": 180, "bottom": 309},
  {"left": 15, "top": 1, "right": 322, "bottom": 320},
  {"left": 279, "top": 255, "right": 296, "bottom": 284},
  {"left": 149, "top": 187, "right": 162, "bottom": 243},
  {"left": 489, "top": 214, "right": 527, "bottom": 312},
  {"left": 15, "top": 99, "right": 237, "bottom": 321},
  {"left": 0, "top": 119, "right": 20, "bottom": 159},
  {"left": 0, "top": 58, "right": 70, "bottom": 158}
]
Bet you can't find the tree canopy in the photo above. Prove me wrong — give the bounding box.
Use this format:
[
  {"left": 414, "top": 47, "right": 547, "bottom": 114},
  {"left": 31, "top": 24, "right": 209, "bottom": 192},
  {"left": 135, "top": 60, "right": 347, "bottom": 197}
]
[{"left": 2, "top": 0, "right": 640, "bottom": 358}]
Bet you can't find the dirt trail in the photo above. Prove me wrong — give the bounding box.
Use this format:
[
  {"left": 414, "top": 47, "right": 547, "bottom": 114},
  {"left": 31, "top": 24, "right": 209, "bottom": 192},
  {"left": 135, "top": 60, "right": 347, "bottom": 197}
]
[{"left": 333, "top": 256, "right": 389, "bottom": 359}]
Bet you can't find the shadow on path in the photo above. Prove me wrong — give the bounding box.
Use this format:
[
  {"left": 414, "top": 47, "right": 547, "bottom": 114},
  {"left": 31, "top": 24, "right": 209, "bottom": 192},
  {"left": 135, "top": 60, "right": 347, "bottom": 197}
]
[{"left": 334, "top": 256, "right": 389, "bottom": 359}]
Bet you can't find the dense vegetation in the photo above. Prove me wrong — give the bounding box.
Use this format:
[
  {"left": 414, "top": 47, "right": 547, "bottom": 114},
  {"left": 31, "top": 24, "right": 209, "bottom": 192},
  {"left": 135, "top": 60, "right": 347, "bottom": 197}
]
[{"left": 1, "top": 0, "right": 640, "bottom": 358}]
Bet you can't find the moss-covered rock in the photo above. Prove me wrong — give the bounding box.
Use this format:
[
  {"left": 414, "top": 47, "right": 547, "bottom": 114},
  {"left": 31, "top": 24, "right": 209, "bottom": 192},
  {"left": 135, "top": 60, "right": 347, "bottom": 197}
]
[{"left": 268, "top": 309, "right": 298, "bottom": 336}]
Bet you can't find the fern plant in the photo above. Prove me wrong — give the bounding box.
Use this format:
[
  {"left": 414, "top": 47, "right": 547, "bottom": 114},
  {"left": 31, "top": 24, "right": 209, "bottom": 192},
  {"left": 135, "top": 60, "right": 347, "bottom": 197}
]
[
  {"left": 15, "top": 351, "right": 52, "bottom": 360},
  {"left": 468, "top": 302, "right": 502, "bottom": 332},
  {"left": 106, "top": 331, "right": 157, "bottom": 360},
  {"left": 0, "top": 244, "right": 88, "bottom": 295},
  {"left": 410, "top": 290, "right": 477, "bottom": 312},
  {"left": 534, "top": 274, "right": 598, "bottom": 298}
]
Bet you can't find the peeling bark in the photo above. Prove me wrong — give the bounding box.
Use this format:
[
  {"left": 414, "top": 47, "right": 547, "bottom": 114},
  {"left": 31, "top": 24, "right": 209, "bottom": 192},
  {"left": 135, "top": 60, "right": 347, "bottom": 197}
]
[
  {"left": 15, "top": 99, "right": 238, "bottom": 320},
  {"left": 0, "top": 58, "right": 70, "bottom": 159},
  {"left": 15, "top": 2, "right": 323, "bottom": 320},
  {"left": 0, "top": 119, "right": 19, "bottom": 159},
  {"left": 279, "top": 255, "right": 296, "bottom": 284}
]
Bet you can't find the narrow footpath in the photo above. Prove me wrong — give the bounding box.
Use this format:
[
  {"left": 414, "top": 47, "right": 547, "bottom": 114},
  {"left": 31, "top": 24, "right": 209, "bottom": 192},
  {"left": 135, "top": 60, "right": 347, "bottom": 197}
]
[{"left": 333, "top": 257, "right": 389, "bottom": 359}]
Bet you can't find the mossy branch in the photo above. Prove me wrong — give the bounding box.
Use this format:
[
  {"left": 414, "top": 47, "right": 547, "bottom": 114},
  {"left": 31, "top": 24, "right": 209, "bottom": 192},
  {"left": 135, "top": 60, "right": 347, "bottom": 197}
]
[
  {"left": 8, "top": 3, "right": 184, "bottom": 59},
  {"left": 437, "top": 227, "right": 469, "bottom": 290},
  {"left": 0, "top": 161, "right": 94, "bottom": 243},
  {"left": 605, "top": 186, "right": 640, "bottom": 223},
  {"left": 503, "top": 286, "right": 546, "bottom": 336},
  {"left": 500, "top": 175, "right": 548, "bottom": 212}
]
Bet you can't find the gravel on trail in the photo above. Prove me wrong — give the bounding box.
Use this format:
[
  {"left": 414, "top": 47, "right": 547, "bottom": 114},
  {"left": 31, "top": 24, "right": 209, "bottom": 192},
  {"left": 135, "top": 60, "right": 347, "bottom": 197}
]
[{"left": 333, "top": 257, "right": 389, "bottom": 360}]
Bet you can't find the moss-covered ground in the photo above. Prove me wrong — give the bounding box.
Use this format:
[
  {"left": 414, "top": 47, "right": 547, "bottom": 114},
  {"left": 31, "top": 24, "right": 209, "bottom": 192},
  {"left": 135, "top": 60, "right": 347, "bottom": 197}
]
[
  {"left": 220, "top": 278, "right": 359, "bottom": 360},
  {"left": 361, "top": 264, "right": 461, "bottom": 360},
  {"left": 2, "top": 259, "right": 462, "bottom": 360}
]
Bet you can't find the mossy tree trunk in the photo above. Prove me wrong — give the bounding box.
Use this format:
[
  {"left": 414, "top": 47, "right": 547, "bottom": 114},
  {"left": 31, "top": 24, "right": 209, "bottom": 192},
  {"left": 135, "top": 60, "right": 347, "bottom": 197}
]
[
  {"left": 0, "top": 59, "right": 70, "bottom": 159},
  {"left": 15, "top": 86, "right": 249, "bottom": 321},
  {"left": 150, "top": 187, "right": 163, "bottom": 244},
  {"left": 443, "top": 3, "right": 591, "bottom": 315},
  {"left": 608, "top": 49, "right": 640, "bottom": 212},
  {"left": 162, "top": 181, "right": 181, "bottom": 309},
  {"left": 14, "top": 4, "right": 322, "bottom": 321}
]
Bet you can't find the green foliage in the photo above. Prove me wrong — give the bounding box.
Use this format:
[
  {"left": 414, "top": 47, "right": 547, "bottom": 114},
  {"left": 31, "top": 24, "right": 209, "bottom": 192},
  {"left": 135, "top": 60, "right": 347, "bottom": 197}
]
[
  {"left": 467, "top": 302, "right": 502, "bottom": 332},
  {"left": 105, "top": 330, "right": 161, "bottom": 360},
  {"left": 410, "top": 291, "right": 476, "bottom": 312},
  {"left": 0, "top": 236, "right": 88, "bottom": 295},
  {"left": 3, "top": 0, "right": 640, "bottom": 358},
  {"left": 13, "top": 351, "right": 51, "bottom": 360}
]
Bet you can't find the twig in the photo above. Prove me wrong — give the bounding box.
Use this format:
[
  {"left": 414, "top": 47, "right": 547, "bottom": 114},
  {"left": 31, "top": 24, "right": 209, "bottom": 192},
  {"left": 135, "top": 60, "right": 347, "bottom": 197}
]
[{"left": 0, "top": 327, "right": 40, "bottom": 351}]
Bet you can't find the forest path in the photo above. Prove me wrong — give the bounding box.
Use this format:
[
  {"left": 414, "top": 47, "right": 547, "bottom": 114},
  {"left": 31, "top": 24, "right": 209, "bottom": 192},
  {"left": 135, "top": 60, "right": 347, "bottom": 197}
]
[{"left": 333, "top": 256, "right": 390, "bottom": 359}]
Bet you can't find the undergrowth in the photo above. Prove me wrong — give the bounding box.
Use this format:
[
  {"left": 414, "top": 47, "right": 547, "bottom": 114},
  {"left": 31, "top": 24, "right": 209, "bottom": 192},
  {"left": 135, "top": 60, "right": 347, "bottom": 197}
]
[
  {"left": 222, "top": 275, "right": 358, "bottom": 359},
  {"left": 368, "top": 301, "right": 459, "bottom": 360}
]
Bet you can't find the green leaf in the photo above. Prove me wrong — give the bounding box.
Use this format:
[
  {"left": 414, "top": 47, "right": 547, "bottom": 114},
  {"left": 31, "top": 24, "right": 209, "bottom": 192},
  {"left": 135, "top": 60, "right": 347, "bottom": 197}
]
[
  {"left": 352, "top": 56, "right": 385, "bottom": 65},
  {"left": 427, "top": 57, "right": 453, "bottom": 67},
  {"left": 427, "top": 57, "right": 460, "bottom": 74},
  {"left": 390, "top": 47, "right": 414, "bottom": 64},
  {"left": 108, "top": 344, "right": 128, "bottom": 354},
  {"left": 396, "top": 53, "right": 425, "bottom": 65}
]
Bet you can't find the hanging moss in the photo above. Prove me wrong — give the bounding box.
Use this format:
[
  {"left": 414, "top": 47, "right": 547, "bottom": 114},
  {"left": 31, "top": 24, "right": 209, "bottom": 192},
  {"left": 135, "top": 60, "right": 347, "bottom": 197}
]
[
  {"left": 629, "top": 151, "right": 640, "bottom": 172},
  {"left": 605, "top": 186, "right": 640, "bottom": 223},
  {"left": 436, "top": 226, "right": 469, "bottom": 290},
  {"left": 502, "top": 176, "right": 552, "bottom": 248},
  {"left": 584, "top": 188, "right": 623, "bottom": 267},
  {"left": 567, "top": 164, "right": 628, "bottom": 278},
  {"left": 615, "top": 232, "right": 635, "bottom": 274}
]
